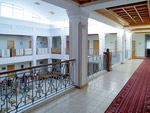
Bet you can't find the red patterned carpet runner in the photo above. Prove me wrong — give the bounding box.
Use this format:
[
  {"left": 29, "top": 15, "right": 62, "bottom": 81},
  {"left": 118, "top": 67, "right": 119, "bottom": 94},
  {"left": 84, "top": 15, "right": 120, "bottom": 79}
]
[{"left": 105, "top": 58, "right": 150, "bottom": 113}]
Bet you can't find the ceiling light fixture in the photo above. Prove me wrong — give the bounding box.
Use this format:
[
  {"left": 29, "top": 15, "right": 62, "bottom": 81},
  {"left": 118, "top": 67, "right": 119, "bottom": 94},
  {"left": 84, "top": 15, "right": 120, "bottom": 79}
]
[
  {"left": 35, "top": 2, "right": 40, "bottom": 5},
  {"left": 49, "top": 11, "right": 55, "bottom": 15}
]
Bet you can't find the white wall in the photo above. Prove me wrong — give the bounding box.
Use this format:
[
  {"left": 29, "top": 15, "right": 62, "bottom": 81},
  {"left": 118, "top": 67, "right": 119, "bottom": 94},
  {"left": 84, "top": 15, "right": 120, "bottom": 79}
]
[
  {"left": 15, "top": 62, "right": 30, "bottom": 69},
  {"left": 0, "top": 59, "right": 49, "bottom": 73},
  {"left": 0, "top": 35, "right": 31, "bottom": 49},
  {"left": 105, "top": 34, "right": 117, "bottom": 51},
  {"left": 0, "top": 62, "right": 30, "bottom": 72},
  {"left": 0, "top": 16, "right": 51, "bottom": 36},
  {"left": 132, "top": 33, "right": 145, "bottom": 57}
]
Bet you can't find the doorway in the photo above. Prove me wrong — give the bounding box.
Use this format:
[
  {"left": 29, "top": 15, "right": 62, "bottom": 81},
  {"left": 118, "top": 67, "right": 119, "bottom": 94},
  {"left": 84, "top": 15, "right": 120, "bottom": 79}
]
[
  {"left": 29, "top": 41, "right": 32, "bottom": 48},
  {"left": 132, "top": 40, "right": 136, "bottom": 58},
  {"left": 145, "top": 34, "right": 150, "bottom": 57},
  {"left": 7, "top": 65, "right": 15, "bottom": 77},
  {"left": 93, "top": 40, "right": 99, "bottom": 55},
  {"left": 7, "top": 40, "right": 15, "bottom": 57}
]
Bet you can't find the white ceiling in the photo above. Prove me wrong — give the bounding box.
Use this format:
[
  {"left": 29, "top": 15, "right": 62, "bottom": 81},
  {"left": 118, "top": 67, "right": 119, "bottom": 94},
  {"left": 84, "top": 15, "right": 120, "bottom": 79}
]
[
  {"left": 0, "top": 0, "right": 148, "bottom": 30},
  {"left": 0, "top": 0, "right": 69, "bottom": 23}
]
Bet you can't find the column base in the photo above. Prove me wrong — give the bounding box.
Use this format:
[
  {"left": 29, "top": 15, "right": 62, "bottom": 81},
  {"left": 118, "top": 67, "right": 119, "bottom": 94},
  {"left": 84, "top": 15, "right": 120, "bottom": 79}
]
[
  {"left": 75, "top": 83, "right": 88, "bottom": 89},
  {"left": 121, "top": 62, "right": 125, "bottom": 64}
]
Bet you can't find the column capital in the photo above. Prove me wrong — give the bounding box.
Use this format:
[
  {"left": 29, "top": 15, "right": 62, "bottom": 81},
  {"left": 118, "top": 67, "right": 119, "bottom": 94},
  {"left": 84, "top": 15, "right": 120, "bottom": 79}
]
[
  {"left": 31, "top": 35, "right": 37, "bottom": 40},
  {"left": 67, "top": 8, "right": 90, "bottom": 19},
  {"left": 61, "top": 35, "right": 67, "bottom": 39}
]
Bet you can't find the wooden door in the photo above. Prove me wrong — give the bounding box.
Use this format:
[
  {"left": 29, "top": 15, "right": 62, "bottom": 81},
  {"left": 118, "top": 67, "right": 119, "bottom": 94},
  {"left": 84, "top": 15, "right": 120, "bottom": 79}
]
[
  {"left": 132, "top": 40, "right": 136, "bottom": 58},
  {"left": 66, "top": 41, "right": 70, "bottom": 54},
  {"left": 7, "top": 40, "right": 14, "bottom": 49},
  {"left": 114, "top": 40, "right": 117, "bottom": 52},
  {"left": 7, "top": 40, "right": 15, "bottom": 57},
  {"left": 7, "top": 65, "right": 15, "bottom": 76},
  {"left": 29, "top": 41, "right": 32, "bottom": 48},
  {"left": 93, "top": 40, "right": 99, "bottom": 55},
  {"left": 66, "top": 41, "right": 70, "bottom": 49}
]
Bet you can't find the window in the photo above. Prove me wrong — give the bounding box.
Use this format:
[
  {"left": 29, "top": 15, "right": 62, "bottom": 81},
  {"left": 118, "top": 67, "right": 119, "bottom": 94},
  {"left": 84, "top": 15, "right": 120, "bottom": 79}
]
[
  {"left": 1, "top": 3, "right": 13, "bottom": 17},
  {"left": 0, "top": 3, "right": 49, "bottom": 24},
  {"left": 14, "top": 6, "right": 23, "bottom": 19},
  {"left": 24, "top": 9, "right": 32, "bottom": 21}
]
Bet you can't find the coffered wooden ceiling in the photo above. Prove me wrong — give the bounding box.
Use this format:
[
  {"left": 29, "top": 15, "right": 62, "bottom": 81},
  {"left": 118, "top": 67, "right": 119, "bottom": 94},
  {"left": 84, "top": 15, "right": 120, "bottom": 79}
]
[
  {"left": 95, "top": 1, "right": 150, "bottom": 27},
  {"left": 72, "top": 0, "right": 97, "bottom": 4},
  {"left": 129, "top": 28, "right": 150, "bottom": 31}
]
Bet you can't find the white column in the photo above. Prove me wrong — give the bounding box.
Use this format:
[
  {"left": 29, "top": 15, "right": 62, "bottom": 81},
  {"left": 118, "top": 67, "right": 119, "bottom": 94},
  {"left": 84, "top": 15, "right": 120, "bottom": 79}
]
[
  {"left": 125, "top": 32, "right": 132, "bottom": 59},
  {"left": 89, "top": 40, "right": 93, "bottom": 55},
  {"left": 47, "top": 36, "right": 52, "bottom": 54},
  {"left": 48, "top": 58, "right": 52, "bottom": 64},
  {"left": 67, "top": 9, "right": 90, "bottom": 88},
  {"left": 98, "top": 33, "right": 105, "bottom": 55},
  {"left": 61, "top": 35, "right": 67, "bottom": 61},
  {"left": 48, "top": 58, "right": 52, "bottom": 72},
  {"left": 32, "top": 35, "right": 37, "bottom": 66},
  {"left": 117, "top": 30, "right": 126, "bottom": 63}
]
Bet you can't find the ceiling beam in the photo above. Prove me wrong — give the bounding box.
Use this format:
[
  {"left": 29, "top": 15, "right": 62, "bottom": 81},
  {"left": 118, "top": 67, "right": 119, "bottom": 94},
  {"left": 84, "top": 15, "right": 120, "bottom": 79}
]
[
  {"left": 135, "top": 32, "right": 150, "bottom": 33},
  {"left": 129, "top": 28, "right": 150, "bottom": 31},
  {"left": 122, "top": 8, "right": 137, "bottom": 24},
  {"left": 134, "top": 6, "right": 144, "bottom": 23},
  {"left": 83, "top": 0, "right": 146, "bottom": 11},
  {"left": 107, "top": 2, "right": 147, "bottom": 10},
  {"left": 148, "top": 0, "right": 150, "bottom": 19},
  {"left": 125, "top": 25, "right": 150, "bottom": 29}
]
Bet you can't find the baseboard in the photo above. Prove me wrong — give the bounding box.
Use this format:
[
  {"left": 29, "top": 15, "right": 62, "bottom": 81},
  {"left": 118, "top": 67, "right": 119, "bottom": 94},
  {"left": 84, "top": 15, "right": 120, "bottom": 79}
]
[
  {"left": 132, "top": 56, "right": 145, "bottom": 59},
  {"left": 121, "top": 62, "right": 125, "bottom": 64},
  {"left": 75, "top": 83, "right": 88, "bottom": 89}
]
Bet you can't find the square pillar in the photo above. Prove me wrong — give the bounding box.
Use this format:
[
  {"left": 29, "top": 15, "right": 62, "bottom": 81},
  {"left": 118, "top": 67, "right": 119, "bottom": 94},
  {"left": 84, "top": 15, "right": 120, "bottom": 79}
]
[
  {"left": 31, "top": 36, "right": 37, "bottom": 66},
  {"left": 125, "top": 32, "right": 132, "bottom": 59},
  {"left": 61, "top": 35, "right": 67, "bottom": 61},
  {"left": 98, "top": 33, "right": 105, "bottom": 55},
  {"left": 48, "top": 36, "right": 52, "bottom": 54},
  {"left": 117, "top": 30, "right": 126, "bottom": 64},
  {"left": 67, "top": 9, "right": 90, "bottom": 88}
]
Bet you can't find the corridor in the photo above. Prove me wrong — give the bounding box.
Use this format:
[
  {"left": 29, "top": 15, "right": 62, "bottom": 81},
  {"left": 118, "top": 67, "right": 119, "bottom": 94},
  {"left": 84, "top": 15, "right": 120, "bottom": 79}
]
[{"left": 29, "top": 59, "right": 143, "bottom": 113}]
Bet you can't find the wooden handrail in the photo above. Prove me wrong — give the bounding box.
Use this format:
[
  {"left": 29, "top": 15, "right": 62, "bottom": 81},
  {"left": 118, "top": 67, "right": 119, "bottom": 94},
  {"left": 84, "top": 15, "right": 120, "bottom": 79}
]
[
  {"left": 0, "top": 59, "right": 76, "bottom": 75},
  {"left": 112, "top": 51, "right": 122, "bottom": 54}
]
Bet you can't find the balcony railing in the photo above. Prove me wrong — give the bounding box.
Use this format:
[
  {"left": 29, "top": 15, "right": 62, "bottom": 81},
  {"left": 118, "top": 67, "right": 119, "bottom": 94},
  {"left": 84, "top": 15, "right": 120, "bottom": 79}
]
[
  {"left": 51, "top": 48, "right": 61, "bottom": 54},
  {"left": 0, "top": 59, "right": 75, "bottom": 113},
  {"left": 0, "top": 49, "right": 32, "bottom": 58},
  {"left": 111, "top": 51, "right": 121, "bottom": 65},
  {"left": 88, "top": 48, "right": 99, "bottom": 55},
  {"left": 88, "top": 55, "right": 106, "bottom": 77},
  {"left": 37, "top": 48, "right": 48, "bottom": 55}
]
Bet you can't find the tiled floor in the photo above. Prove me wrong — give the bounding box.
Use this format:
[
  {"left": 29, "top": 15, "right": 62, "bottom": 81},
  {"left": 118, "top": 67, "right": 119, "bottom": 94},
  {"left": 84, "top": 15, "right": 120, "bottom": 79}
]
[{"left": 31, "top": 59, "right": 143, "bottom": 113}]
